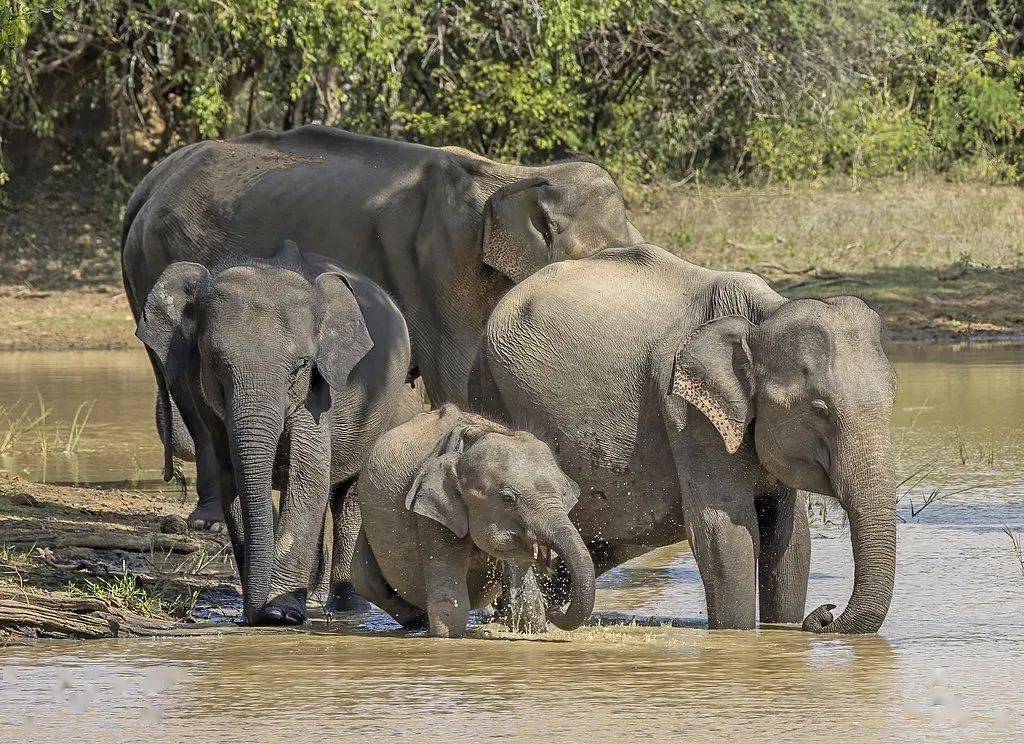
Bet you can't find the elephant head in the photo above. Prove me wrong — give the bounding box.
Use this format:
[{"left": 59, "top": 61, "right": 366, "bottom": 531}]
[
  {"left": 479, "top": 160, "right": 638, "bottom": 284},
  {"left": 135, "top": 242, "right": 372, "bottom": 621},
  {"left": 672, "top": 296, "right": 897, "bottom": 634},
  {"left": 407, "top": 419, "right": 595, "bottom": 630}
]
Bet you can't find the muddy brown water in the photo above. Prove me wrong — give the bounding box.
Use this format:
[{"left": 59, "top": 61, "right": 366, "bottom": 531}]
[{"left": 1, "top": 346, "right": 1022, "bottom": 741}]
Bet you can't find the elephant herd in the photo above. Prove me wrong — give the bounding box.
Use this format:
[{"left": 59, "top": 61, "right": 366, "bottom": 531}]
[{"left": 121, "top": 125, "right": 897, "bottom": 636}]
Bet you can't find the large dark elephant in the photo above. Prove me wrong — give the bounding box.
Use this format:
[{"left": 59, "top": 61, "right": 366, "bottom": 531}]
[
  {"left": 121, "top": 125, "right": 639, "bottom": 527},
  {"left": 136, "top": 242, "right": 410, "bottom": 624},
  {"left": 471, "top": 244, "right": 898, "bottom": 633}
]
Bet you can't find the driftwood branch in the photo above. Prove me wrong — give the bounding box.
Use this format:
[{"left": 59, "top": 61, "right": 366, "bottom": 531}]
[{"left": 0, "top": 587, "right": 177, "bottom": 639}]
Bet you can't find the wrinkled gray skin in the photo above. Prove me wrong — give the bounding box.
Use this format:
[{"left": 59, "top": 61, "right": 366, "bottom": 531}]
[
  {"left": 471, "top": 244, "right": 898, "bottom": 634},
  {"left": 352, "top": 405, "right": 595, "bottom": 637},
  {"left": 121, "top": 125, "right": 640, "bottom": 529},
  {"left": 135, "top": 242, "right": 410, "bottom": 624}
]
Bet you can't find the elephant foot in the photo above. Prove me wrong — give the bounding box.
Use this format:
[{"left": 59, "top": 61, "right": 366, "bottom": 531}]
[
  {"left": 324, "top": 581, "right": 371, "bottom": 615},
  {"left": 255, "top": 592, "right": 308, "bottom": 626},
  {"left": 187, "top": 500, "right": 226, "bottom": 533}
]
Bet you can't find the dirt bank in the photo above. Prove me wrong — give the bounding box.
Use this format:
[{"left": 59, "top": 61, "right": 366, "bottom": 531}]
[
  {"left": 0, "top": 283, "right": 135, "bottom": 350},
  {"left": 2, "top": 175, "right": 1023, "bottom": 349},
  {"left": 0, "top": 472, "right": 234, "bottom": 642},
  {"left": 633, "top": 175, "right": 1024, "bottom": 339}
]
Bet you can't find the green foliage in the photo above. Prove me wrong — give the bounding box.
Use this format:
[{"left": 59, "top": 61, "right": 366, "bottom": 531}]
[{"left": 2, "top": 0, "right": 1024, "bottom": 188}]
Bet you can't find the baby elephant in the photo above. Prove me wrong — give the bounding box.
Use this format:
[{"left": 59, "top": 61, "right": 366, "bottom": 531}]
[
  {"left": 351, "top": 404, "right": 595, "bottom": 637},
  {"left": 136, "top": 241, "right": 410, "bottom": 625}
]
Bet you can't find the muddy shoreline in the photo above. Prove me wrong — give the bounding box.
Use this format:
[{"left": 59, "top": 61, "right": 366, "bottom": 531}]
[
  {"left": 0, "top": 472, "right": 237, "bottom": 643},
  {"left": 3, "top": 282, "right": 1023, "bottom": 352}
]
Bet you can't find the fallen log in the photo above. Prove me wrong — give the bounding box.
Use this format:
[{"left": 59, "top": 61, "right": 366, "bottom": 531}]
[
  {"left": 0, "top": 587, "right": 179, "bottom": 639},
  {"left": 1, "top": 526, "right": 203, "bottom": 554}
]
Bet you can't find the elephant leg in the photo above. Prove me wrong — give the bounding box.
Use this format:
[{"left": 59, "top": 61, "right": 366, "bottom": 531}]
[
  {"left": 324, "top": 477, "right": 371, "bottom": 614},
  {"left": 415, "top": 517, "right": 474, "bottom": 637},
  {"left": 261, "top": 410, "right": 331, "bottom": 626},
  {"left": 158, "top": 374, "right": 224, "bottom": 531},
  {"left": 194, "top": 411, "right": 244, "bottom": 582},
  {"left": 189, "top": 429, "right": 228, "bottom": 531},
  {"left": 349, "top": 530, "right": 426, "bottom": 629},
  {"left": 494, "top": 562, "right": 548, "bottom": 634},
  {"left": 681, "top": 486, "right": 760, "bottom": 630},
  {"left": 756, "top": 488, "right": 811, "bottom": 624}
]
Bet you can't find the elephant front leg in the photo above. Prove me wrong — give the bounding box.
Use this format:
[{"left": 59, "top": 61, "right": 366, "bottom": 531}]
[
  {"left": 417, "top": 520, "right": 473, "bottom": 638},
  {"left": 681, "top": 488, "right": 760, "bottom": 630},
  {"left": 191, "top": 430, "right": 229, "bottom": 530},
  {"left": 756, "top": 488, "right": 810, "bottom": 624},
  {"left": 262, "top": 410, "right": 332, "bottom": 625}
]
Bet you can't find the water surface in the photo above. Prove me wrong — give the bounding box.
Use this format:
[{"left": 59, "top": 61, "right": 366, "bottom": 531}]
[{"left": 1, "top": 345, "right": 1022, "bottom": 741}]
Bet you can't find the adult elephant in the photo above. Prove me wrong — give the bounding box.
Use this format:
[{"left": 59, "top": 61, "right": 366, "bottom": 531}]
[
  {"left": 471, "top": 244, "right": 898, "bottom": 633},
  {"left": 121, "top": 125, "right": 639, "bottom": 526}
]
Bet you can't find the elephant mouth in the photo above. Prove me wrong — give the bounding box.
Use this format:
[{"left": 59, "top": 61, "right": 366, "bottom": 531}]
[{"left": 531, "top": 543, "right": 559, "bottom": 572}]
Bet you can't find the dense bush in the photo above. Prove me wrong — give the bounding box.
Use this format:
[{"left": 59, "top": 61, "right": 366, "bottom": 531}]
[{"left": 1, "top": 0, "right": 1023, "bottom": 190}]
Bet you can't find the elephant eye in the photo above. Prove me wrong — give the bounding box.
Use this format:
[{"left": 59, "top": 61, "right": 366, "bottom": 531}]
[
  {"left": 499, "top": 488, "right": 518, "bottom": 507},
  {"left": 810, "top": 399, "right": 830, "bottom": 417}
]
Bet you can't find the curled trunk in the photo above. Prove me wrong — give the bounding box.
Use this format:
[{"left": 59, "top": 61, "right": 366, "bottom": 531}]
[
  {"left": 804, "top": 434, "right": 896, "bottom": 634},
  {"left": 541, "top": 522, "right": 596, "bottom": 631}
]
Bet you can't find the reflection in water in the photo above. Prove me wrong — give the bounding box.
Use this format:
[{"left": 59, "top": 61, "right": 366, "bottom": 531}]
[{"left": 1, "top": 345, "right": 1023, "bottom": 740}]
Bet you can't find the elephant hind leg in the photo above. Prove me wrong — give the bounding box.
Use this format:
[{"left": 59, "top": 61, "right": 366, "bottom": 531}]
[
  {"left": 323, "top": 477, "right": 371, "bottom": 612},
  {"left": 756, "top": 488, "right": 810, "bottom": 624},
  {"left": 348, "top": 530, "right": 426, "bottom": 630}
]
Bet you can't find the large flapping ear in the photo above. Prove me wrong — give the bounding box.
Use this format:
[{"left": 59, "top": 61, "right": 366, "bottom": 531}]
[
  {"left": 480, "top": 177, "right": 552, "bottom": 283},
  {"left": 405, "top": 424, "right": 483, "bottom": 538},
  {"left": 313, "top": 272, "right": 374, "bottom": 397},
  {"left": 670, "top": 315, "right": 756, "bottom": 454},
  {"left": 136, "top": 262, "right": 210, "bottom": 386}
]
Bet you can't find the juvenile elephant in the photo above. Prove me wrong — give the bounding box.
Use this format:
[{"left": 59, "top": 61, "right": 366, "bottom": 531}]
[
  {"left": 351, "top": 404, "right": 595, "bottom": 637},
  {"left": 122, "top": 125, "right": 639, "bottom": 529},
  {"left": 136, "top": 241, "right": 410, "bottom": 624},
  {"left": 471, "top": 244, "right": 898, "bottom": 634}
]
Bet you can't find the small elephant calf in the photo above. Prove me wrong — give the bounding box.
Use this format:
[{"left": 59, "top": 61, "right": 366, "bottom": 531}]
[{"left": 350, "top": 404, "right": 595, "bottom": 637}]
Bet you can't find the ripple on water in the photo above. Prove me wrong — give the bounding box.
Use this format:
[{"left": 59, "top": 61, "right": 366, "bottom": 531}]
[{"left": 1, "top": 347, "right": 1023, "bottom": 740}]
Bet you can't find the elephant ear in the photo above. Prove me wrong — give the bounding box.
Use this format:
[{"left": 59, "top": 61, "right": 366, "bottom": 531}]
[
  {"left": 559, "top": 473, "right": 581, "bottom": 513},
  {"left": 670, "top": 315, "right": 756, "bottom": 454},
  {"left": 313, "top": 272, "right": 374, "bottom": 396},
  {"left": 405, "top": 425, "right": 475, "bottom": 538},
  {"left": 480, "top": 177, "right": 553, "bottom": 283},
  {"left": 136, "top": 262, "right": 210, "bottom": 386}
]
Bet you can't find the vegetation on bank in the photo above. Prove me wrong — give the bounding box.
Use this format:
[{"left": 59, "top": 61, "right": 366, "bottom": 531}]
[
  {"left": 1, "top": 2, "right": 1022, "bottom": 343},
  {"left": 1, "top": 174, "right": 1022, "bottom": 348},
  {"left": 0, "top": 472, "right": 232, "bottom": 640},
  {"left": 2, "top": 1, "right": 1024, "bottom": 192}
]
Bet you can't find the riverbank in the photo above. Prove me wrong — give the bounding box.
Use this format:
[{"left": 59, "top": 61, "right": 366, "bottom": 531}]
[
  {"left": 632, "top": 175, "right": 1024, "bottom": 339},
  {"left": 0, "top": 472, "right": 233, "bottom": 641},
  {"left": 1, "top": 175, "right": 1022, "bottom": 349}
]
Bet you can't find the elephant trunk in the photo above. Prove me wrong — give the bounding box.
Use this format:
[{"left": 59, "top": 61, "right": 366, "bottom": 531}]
[
  {"left": 226, "top": 384, "right": 286, "bottom": 623},
  {"left": 804, "top": 431, "right": 896, "bottom": 634},
  {"left": 541, "top": 520, "right": 596, "bottom": 631}
]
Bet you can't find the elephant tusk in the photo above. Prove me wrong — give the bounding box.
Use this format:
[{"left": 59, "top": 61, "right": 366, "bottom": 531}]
[{"left": 532, "top": 544, "right": 539, "bottom": 561}]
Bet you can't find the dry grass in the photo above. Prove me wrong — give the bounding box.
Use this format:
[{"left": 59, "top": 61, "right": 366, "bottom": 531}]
[
  {"left": 2, "top": 175, "right": 1023, "bottom": 348},
  {"left": 0, "top": 283, "right": 135, "bottom": 350},
  {"left": 632, "top": 175, "right": 1024, "bottom": 337}
]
